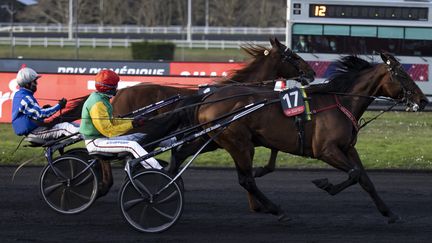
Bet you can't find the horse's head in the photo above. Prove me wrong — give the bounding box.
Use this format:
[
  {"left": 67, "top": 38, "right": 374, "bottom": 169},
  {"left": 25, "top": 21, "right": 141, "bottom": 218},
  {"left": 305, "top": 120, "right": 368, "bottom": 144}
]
[
  {"left": 379, "top": 52, "right": 428, "bottom": 111},
  {"left": 269, "top": 37, "right": 315, "bottom": 85}
]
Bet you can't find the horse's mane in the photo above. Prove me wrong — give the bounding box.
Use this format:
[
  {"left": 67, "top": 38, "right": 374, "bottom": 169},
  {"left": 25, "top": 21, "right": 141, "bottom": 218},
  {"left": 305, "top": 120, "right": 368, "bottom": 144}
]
[
  {"left": 216, "top": 44, "right": 269, "bottom": 84},
  {"left": 306, "top": 55, "right": 374, "bottom": 93}
]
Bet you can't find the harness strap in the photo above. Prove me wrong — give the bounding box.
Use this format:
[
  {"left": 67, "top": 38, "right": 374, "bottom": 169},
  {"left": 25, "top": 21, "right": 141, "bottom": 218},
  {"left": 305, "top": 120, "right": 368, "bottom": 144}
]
[{"left": 311, "top": 95, "right": 359, "bottom": 132}]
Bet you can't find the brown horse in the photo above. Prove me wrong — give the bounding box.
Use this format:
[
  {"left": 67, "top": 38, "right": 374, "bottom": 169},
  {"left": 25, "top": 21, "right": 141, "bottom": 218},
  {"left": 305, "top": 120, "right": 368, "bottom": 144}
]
[
  {"left": 196, "top": 52, "right": 428, "bottom": 223},
  {"left": 45, "top": 37, "right": 315, "bottom": 196},
  {"left": 111, "top": 37, "right": 315, "bottom": 176}
]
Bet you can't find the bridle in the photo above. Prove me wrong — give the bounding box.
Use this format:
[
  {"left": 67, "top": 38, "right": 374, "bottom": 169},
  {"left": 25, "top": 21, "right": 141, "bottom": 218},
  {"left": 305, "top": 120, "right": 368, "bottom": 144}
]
[
  {"left": 385, "top": 60, "right": 419, "bottom": 111},
  {"left": 279, "top": 46, "right": 314, "bottom": 86},
  {"left": 280, "top": 46, "right": 304, "bottom": 76}
]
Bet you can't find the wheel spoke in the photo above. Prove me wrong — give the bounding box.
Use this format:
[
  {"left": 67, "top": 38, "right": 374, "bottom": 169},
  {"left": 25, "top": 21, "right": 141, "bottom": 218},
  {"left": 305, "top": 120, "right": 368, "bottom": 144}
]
[
  {"left": 133, "top": 179, "right": 152, "bottom": 196},
  {"left": 152, "top": 206, "right": 175, "bottom": 220},
  {"left": 68, "top": 188, "right": 91, "bottom": 201},
  {"left": 43, "top": 182, "right": 63, "bottom": 196},
  {"left": 51, "top": 166, "right": 69, "bottom": 180},
  {"left": 139, "top": 204, "right": 150, "bottom": 227},
  {"left": 68, "top": 159, "right": 76, "bottom": 178},
  {"left": 73, "top": 173, "right": 93, "bottom": 187},
  {"left": 155, "top": 190, "right": 179, "bottom": 205},
  {"left": 60, "top": 189, "right": 68, "bottom": 210},
  {"left": 123, "top": 198, "right": 146, "bottom": 211}
]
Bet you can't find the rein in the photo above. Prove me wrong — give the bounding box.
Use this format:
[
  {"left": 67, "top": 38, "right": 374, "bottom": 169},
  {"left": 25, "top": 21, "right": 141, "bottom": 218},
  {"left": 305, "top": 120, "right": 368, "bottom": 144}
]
[
  {"left": 144, "top": 90, "right": 277, "bottom": 122},
  {"left": 217, "top": 76, "right": 302, "bottom": 86},
  {"left": 12, "top": 95, "right": 88, "bottom": 102},
  {"left": 358, "top": 101, "right": 399, "bottom": 130},
  {"left": 51, "top": 90, "right": 277, "bottom": 121}
]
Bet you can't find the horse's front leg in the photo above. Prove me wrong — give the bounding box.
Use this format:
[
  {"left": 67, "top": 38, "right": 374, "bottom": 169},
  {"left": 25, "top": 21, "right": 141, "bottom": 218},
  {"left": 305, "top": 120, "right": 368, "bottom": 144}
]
[
  {"left": 348, "top": 148, "right": 401, "bottom": 223},
  {"left": 254, "top": 149, "right": 278, "bottom": 178}
]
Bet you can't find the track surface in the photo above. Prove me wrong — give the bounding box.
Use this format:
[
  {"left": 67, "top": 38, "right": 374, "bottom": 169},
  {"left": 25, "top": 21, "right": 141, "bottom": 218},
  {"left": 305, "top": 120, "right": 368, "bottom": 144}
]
[{"left": 1, "top": 166, "right": 432, "bottom": 243}]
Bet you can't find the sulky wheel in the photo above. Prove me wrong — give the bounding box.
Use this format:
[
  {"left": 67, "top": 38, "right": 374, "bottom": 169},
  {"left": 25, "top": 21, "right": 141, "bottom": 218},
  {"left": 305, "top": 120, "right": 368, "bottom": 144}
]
[
  {"left": 129, "top": 159, "right": 185, "bottom": 193},
  {"left": 39, "top": 155, "right": 98, "bottom": 214},
  {"left": 119, "top": 170, "right": 184, "bottom": 233}
]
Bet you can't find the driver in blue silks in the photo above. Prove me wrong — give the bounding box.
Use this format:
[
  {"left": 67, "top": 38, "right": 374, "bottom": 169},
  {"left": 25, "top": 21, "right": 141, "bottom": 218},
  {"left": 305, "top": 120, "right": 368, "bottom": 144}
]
[{"left": 11, "top": 67, "right": 80, "bottom": 140}]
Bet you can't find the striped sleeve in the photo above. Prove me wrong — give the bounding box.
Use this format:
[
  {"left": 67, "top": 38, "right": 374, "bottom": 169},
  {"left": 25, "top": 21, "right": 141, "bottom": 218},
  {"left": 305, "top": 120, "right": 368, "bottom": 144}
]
[{"left": 19, "top": 95, "right": 61, "bottom": 120}]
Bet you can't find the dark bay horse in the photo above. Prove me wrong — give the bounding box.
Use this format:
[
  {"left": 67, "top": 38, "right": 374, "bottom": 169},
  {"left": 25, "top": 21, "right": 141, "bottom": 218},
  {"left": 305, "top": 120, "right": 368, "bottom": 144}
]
[
  {"left": 45, "top": 37, "right": 315, "bottom": 196},
  {"left": 196, "top": 52, "right": 428, "bottom": 223},
  {"left": 111, "top": 37, "right": 315, "bottom": 175}
]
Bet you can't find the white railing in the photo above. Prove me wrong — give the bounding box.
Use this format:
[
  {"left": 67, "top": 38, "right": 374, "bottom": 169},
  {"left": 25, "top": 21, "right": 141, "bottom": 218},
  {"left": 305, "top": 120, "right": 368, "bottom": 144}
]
[
  {"left": 0, "top": 23, "right": 285, "bottom": 35},
  {"left": 0, "top": 37, "right": 268, "bottom": 49}
]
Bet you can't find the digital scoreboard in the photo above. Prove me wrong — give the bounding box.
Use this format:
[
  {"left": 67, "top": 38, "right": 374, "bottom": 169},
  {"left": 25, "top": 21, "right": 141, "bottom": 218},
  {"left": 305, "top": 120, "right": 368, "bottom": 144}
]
[{"left": 309, "top": 4, "right": 428, "bottom": 21}]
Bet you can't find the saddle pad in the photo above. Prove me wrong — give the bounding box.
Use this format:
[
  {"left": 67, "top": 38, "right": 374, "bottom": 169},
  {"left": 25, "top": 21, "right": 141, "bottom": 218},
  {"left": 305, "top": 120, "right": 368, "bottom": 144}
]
[{"left": 279, "top": 87, "right": 305, "bottom": 117}]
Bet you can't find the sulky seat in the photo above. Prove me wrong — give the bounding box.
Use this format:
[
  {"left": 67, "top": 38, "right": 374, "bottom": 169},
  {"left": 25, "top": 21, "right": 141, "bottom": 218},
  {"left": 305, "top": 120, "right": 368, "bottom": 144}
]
[{"left": 24, "top": 136, "right": 48, "bottom": 147}]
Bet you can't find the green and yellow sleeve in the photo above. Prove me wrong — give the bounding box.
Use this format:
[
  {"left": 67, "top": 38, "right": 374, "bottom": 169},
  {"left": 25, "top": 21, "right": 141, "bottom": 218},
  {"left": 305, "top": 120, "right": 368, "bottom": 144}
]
[{"left": 89, "top": 101, "right": 133, "bottom": 137}]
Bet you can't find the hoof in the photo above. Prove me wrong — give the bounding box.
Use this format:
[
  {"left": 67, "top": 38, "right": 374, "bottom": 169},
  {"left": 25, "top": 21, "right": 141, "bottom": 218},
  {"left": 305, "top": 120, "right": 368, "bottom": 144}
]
[
  {"left": 250, "top": 205, "right": 270, "bottom": 213},
  {"left": 96, "top": 186, "right": 109, "bottom": 199},
  {"left": 253, "top": 167, "right": 266, "bottom": 178},
  {"left": 96, "top": 182, "right": 112, "bottom": 199},
  {"left": 312, "top": 178, "right": 329, "bottom": 189},
  {"left": 277, "top": 213, "right": 292, "bottom": 222},
  {"left": 388, "top": 214, "right": 402, "bottom": 224},
  {"left": 250, "top": 207, "right": 262, "bottom": 213}
]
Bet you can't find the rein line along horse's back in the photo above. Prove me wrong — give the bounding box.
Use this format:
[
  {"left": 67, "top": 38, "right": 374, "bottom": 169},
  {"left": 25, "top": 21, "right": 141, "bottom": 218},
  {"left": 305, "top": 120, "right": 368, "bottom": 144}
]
[{"left": 196, "top": 52, "right": 428, "bottom": 223}]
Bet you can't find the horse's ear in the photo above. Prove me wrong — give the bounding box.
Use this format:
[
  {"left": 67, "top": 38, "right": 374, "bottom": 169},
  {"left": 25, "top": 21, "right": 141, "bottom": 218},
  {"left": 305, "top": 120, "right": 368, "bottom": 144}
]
[
  {"left": 269, "top": 37, "right": 276, "bottom": 47},
  {"left": 380, "top": 52, "right": 391, "bottom": 66},
  {"left": 274, "top": 37, "right": 282, "bottom": 48},
  {"left": 380, "top": 51, "right": 400, "bottom": 67}
]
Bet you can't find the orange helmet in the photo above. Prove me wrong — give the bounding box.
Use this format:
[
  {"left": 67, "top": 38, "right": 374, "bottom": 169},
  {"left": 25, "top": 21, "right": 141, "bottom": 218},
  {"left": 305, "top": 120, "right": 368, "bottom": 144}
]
[{"left": 95, "top": 70, "right": 119, "bottom": 93}]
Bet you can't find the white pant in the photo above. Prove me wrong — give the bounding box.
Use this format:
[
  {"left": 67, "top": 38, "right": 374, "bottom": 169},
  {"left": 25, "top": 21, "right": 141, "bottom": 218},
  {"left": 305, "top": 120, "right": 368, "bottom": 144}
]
[
  {"left": 84, "top": 133, "right": 162, "bottom": 170},
  {"left": 28, "top": 122, "right": 80, "bottom": 140}
]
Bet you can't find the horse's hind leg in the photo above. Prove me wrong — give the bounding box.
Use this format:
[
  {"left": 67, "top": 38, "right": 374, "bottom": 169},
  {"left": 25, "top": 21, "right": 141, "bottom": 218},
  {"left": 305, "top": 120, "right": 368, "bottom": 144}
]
[
  {"left": 167, "top": 138, "right": 219, "bottom": 175},
  {"left": 348, "top": 148, "right": 401, "bottom": 223},
  {"left": 97, "top": 160, "right": 113, "bottom": 198},
  {"left": 312, "top": 169, "right": 360, "bottom": 195},
  {"left": 254, "top": 149, "right": 278, "bottom": 178},
  {"left": 312, "top": 146, "right": 361, "bottom": 195},
  {"left": 315, "top": 146, "right": 400, "bottom": 223}
]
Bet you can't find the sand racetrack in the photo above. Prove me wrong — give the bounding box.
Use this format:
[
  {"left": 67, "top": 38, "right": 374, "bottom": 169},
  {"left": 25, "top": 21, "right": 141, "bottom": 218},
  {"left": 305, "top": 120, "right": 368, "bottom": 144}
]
[{"left": 1, "top": 166, "right": 432, "bottom": 242}]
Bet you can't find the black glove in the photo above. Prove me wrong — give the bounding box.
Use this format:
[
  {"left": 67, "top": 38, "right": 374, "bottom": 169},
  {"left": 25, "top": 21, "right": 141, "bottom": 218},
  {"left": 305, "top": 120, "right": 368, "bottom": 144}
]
[
  {"left": 132, "top": 116, "right": 148, "bottom": 128},
  {"left": 58, "top": 98, "right": 67, "bottom": 109}
]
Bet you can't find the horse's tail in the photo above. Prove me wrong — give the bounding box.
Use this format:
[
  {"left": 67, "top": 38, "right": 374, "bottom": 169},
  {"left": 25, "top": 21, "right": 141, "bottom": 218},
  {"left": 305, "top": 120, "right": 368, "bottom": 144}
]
[
  {"left": 43, "top": 95, "right": 89, "bottom": 126},
  {"left": 154, "top": 93, "right": 205, "bottom": 135},
  {"left": 176, "top": 93, "right": 206, "bottom": 127}
]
